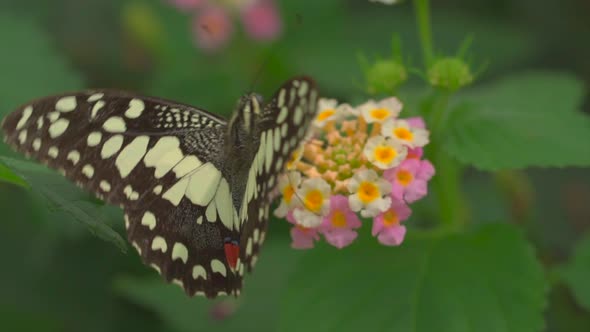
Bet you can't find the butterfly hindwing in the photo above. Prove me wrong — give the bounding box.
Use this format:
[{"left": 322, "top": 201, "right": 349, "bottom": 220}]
[{"left": 237, "top": 77, "right": 318, "bottom": 272}]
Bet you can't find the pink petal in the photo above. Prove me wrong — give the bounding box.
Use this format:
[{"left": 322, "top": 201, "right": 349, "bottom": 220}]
[
  {"left": 406, "top": 117, "right": 426, "bottom": 129},
  {"left": 324, "top": 229, "right": 358, "bottom": 249},
  {"left": 372, "top": 215, "right": 385, "bottom": 236},
  {"left": 400, "top": 158, "right": 421, "bottom": 173},
  {"left": 418, "top": 159, "right": 435, "bottom": 180},
  {"left": 404, "top": 180, "right": 427, "bottom": 203},
  {"left": 193, "top": 6, "right": 233, "bottom": 52},
  {"left": 377, "top": 225, "right": 406, "bottom": 246},
  {"left": 390, "top": 182, "right": 404, "bottom": 201},
  {"left": 290, "top": 227, "right": 318, "bottom": 249},
  {"left": 391, "top": 199, "right": 412, "bottom": 220},
  {"left": 406, "top": 147, "right": 423, "bottom": 160},
  {"left": 241, "top": 0, "right": 282, "bottom": 41}
]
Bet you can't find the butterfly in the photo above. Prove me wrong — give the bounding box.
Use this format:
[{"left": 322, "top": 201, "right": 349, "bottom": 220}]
[{"left": 1, "top": 77, "right": 318, "bottom": 298}]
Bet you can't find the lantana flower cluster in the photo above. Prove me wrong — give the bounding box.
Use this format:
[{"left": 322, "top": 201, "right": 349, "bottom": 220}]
[
  {"left": 275, "top": 97, "right": 435, "bottom": 249},
  {"left": 166, "top": 0, "right": 282, "bottom": 52}
]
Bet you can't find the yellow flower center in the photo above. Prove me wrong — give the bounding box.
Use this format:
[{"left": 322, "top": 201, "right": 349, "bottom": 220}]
[
  {"left": 283, "top": 186, "right": 295, "bottom": 203},
  {"left": 358, "top": 181, "right": 380, "bottom": 204},
  {"left": 304, "top": 189, "right": 324, "bottom": 213},
  {"left": 374, "top": 146, "right": 397, "bottom": 164},
  {"left": 394, "top": 127, "right": 413, "bottom": 141},
  {"left": 317, "top": 109, "right": 336, "bottom": 122},
  {"left": 396, "top": 170, "right": 414, "bottom": 186},
  {"left": 370, "top": 108, "right": 390, "bottom": 121},
  {"left": 331, "top": 210, "right": 347, "bottom": 228},
  {"left": 382, "top": 209, "right": 399, "bottom": 227}
]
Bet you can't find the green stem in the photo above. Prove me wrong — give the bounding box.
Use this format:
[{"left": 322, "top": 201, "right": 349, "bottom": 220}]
[
  {"left": 425, "top": 92, "right": 468, "bottom": 231},
  {"left": 413, "top": 0, "right": 434, "bottom": 66},
  {"left": 430, "top": 146, "right": 469, "bottom": 231}
]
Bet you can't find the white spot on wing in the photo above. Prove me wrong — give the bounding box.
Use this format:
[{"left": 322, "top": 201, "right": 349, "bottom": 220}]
[
  {"left": 151, "top": 236, "right": 168, "bottom": 252},
  {"left": 47, "top": 146, "right": 59, "bottom": 158},
  {"left": 115, "top": 136, "right": 150, "bottom": 178},
  {"left": 91, "top": 100, "right": 105, "bottom": 119},
  {"left": 82, "top": 164, "right": 94, "bottom": 178},
  {"left": 144, "top": 136, "right": 183, "bottom": 178},
  {"left": 172, "top": 242, "right": 189, "bottom": 263},
  {"left": 103, "top": 116, "right": 126, "bottom": 133},
  {"left": 141, "top": 211, "right": 156, "bottom": 230},
  {"left": 18, "top": 130, "right": 27, "bottom": 144},
  {"left": 172, "top": 155, "right": 202, "bottom": 178},
  {"left": 215, "top": 178, "right": 234, "bottom": 230},
  {"left": 185, "top": 163, "right": 222, "bottom": 205},
  {"left": 87, "top": 132, "right": 102, "bottom": 147},
  {"left": 32, "top": 138, "right": 41, "bottom": 151},
  {"left": 162, "top": 177, "right": 189, "bottom": 206},
  {"left": 211, "top": 259, "right": 227, "bottom": 277},
  {"left": 56, "top": 96, "right": 77, "bottom": 112},
  {"left": 265, "top": 130, "right": 274, "bottom": 173},
  {"left": 48, "top": 118, "right": 70, "bottom": 138},
  {"left": 192, "top": 265, "right": 207, "bottom": 280},
  {"left": 101, "top": 135, "right": 124, "bottom": 159},
  {"left": 277, "top": 106, "right": 288, "bottom": 124},
  {"left": 67, "top": 150, "right": 80, "bottom": 165},
  {"left": 274, "top": 127, "right": 281, "bottom": 151},
  {"left": 99, "top": 180, "right": 111, "bottom": 192},
  {"left": 16, "top": 106, "right": 33, "bottom": 130},
  {"left": 205, "top": 200, "right": 217, "bottom": 221},
  {"left": 125, "top": 99, "right": 145, "bottom": 119},
  {"left": 87, "top": 93, "right": 104, "bottom": 102},
  {"left": 293, "top": 106, "right": 303, "bottom": 125}
]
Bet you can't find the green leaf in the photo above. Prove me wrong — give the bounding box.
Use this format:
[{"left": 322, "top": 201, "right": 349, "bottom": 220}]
[
  {"left": 0, "top": 162, "right": 29, "bottom": 188},
  {"left": 278, "top": 224, "right": 547, "bottom": 332},
  {"left": 557, "top": 234, "right": 590, "bottom": 312},
  {"left": 0, "top": 157, "right": 127, "bottom": 252},
  {"left": 445, "top": 71, "right": 590, "bottom": 170},
  {"left": 115, "top": 237, "right": 304, "bottom": 332}
]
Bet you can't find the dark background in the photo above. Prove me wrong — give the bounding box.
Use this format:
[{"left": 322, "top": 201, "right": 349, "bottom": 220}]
[{"left": 0, "top": 0, "right": 589, "bottom": 331}]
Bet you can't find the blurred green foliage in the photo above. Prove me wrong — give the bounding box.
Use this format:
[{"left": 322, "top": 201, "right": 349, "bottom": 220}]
[{"left": 0, "top": 0, "right": 589, "bottom": 332}]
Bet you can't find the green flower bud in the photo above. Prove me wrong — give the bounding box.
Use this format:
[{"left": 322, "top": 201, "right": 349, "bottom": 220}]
[
  {"left": 365, "top": 60, "right": 408, "bottom": 95},
  {"left": 427, "top": 57, "right": 473, "bottom": 91}
]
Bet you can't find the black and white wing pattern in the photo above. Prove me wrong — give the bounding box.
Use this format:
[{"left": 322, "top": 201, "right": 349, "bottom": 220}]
[
  {"left": 236, "top": 77, "right": 318, "bottom": 273},
  {"left": 0, "top": 76, "right": 319, "bottom": 298}
]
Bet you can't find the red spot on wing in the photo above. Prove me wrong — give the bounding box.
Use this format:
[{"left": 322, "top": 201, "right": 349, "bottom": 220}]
[{"left": 224, "top": 243, "right": 240, "bottom": 271}]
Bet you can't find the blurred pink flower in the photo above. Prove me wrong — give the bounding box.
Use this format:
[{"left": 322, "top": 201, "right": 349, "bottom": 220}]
[
  {"left": 320, "top": 195, "right": 362, "bottom": 249},
  {"left": 384, "top": 158, "right": 435, "bottom": 203},
  {"left": 372, "top": 199, "right": 411, "bottom": 246},
  {"left": 168, "top": 0, "right": 205, "bottom": 12},
  {"left": 241, "top": 0, "right": 282, "bottom": 41},
  {"left": 406, "top": 147, "right": 423, "bottom": 160},
  {"left": 287, "top": 212, "right": 320, "bottom": 249},
  {"left": 192, "top": 6, "right": 233, "bottom": 51},
  {"left": 406, "top": 116, "right": 426, "bottom": 129}
]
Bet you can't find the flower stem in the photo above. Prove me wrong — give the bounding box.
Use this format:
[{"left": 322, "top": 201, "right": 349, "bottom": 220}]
[
  {"left": 426, "top": 92, "right": 469, "bottom": 231},
  {"left": 413, "top": 0, "right": 434, "bottom": 67},
  {"left": 430, "top": 146, "right": 469, "bottom": 231}
]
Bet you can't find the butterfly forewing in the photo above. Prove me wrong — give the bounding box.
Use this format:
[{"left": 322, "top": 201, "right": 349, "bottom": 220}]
[{"left": 0, "top": 77, "right": 319, "bottom": 298}]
